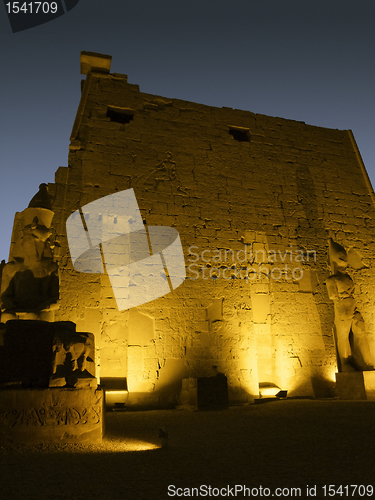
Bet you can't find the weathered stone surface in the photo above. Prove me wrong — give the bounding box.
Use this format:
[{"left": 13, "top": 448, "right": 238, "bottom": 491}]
[
  {"left": 46, "top": 51, "right": 375, "bottom": 406},
  {"left": 0, "top": 387, "right": 104, "bottom": 444},
  {"left": 335, "top": 372, "right": 375, "bottom": 401}
]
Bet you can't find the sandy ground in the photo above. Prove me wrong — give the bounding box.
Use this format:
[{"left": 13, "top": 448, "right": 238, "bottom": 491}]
[{"left": 1, "top": 399, "right": 375, "bottom": 500}]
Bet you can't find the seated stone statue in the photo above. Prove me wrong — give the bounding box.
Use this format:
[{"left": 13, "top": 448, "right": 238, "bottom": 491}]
[{"left": 0, "top": 184, "right": 59, "bottom": 323}]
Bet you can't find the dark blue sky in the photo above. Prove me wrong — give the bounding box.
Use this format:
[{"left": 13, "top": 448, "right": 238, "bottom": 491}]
[{"left": 1, "top": 0, "right": 374, "bottom": 261}]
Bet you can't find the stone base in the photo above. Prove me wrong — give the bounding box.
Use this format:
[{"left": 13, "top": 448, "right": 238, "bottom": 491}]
[
  {"left": 335, "top": 372, "right": 375, "bottom": 401},
  {"left": 178, "top": 375, "right": 228, "bottom": 410},
  {"left": 0, "top": 387, "right": 104, "bottom": 444}
]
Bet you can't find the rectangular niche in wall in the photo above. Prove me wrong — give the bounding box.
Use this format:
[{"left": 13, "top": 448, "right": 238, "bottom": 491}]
[
  {"left": 107, "top": 106, "right": 134, "bottom": 124},
  {"left": 229, "top": 126, "right": 251, "bottom": 142}
]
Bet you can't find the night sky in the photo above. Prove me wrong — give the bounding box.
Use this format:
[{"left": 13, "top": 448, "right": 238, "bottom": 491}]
[{"left": 1, "top": 0, "right": 374, "bottom": 261}]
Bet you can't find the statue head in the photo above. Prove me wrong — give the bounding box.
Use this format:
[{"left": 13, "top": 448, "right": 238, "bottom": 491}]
[{"left": 328, "top": 238, "right": 348, "bottom": 274}]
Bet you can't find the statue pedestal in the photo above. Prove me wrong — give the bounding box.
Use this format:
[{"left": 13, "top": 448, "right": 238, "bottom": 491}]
[
  {"left": 335, "top": 372, "right": 375, "bottom": 401},
  {"left": 0, "top": 320, "right": 102, "bottom": 444},
  {"left": 0, "top": 387, "right": 104, "bottom": 444}
]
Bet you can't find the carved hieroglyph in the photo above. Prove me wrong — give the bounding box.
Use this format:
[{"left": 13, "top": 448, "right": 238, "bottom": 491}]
[
  {"left": 0, "top": 387, "right": 103, "bottom": 444},
  {"left": 326, "top": 238, "right": 373, "bottom": 372}
]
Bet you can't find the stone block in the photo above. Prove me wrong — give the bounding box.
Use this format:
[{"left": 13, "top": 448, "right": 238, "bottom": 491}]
[
  {"left": 197, "top": 375, "right": 228, "bottom": 410},
  {"left": 0, "top": 387, "right": 104, "bottom": 444},
  {"left": 251, "top": 293, "right": 271, "bottom": 324},
  {"left": 80, "top": 51, "right": 112, "bottom": 75},
  {"left": 178, "top": 375, "right": 228, "bottom": 410},
  {"left": 128, "top": 309, "right": 155, "bottom": 346},
  {"left": 363, "top": 371, "right": 375, "bottom": 400},
  {"left": 178, "top": 377, "right": 198, "bottom": 408},
  {"left": 335, "top": 372, "right": 375, "bottom": 401}
]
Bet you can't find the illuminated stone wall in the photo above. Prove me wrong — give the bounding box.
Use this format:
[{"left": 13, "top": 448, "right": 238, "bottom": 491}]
[{"left": 50, "top": 52, "right": 375, "bottom": 406}]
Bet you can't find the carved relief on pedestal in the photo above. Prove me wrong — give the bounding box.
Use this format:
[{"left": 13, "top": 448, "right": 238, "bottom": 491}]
[
  {"left": 0, "top": 404, "right": 101, "bottom": 428},
  {"left": 50, "top": 330, "right": 96, "bottom": 388}
]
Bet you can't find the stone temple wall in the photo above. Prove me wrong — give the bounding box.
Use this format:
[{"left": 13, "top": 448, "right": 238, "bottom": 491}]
[{"left": 49, "top": 52, "right": 375, "bottom": 406}]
